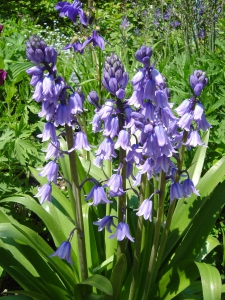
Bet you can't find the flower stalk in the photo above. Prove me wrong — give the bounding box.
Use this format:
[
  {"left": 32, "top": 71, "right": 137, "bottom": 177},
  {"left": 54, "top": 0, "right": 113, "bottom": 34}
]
[
  {"left": 129, "top": 173, "right": 147, "bottom": 300},
  {"left": 65, "top": 124, "right": 88, "bottom": 281},
  {"left": 142, "top": 171, "right": 167, "bottom": 300}
]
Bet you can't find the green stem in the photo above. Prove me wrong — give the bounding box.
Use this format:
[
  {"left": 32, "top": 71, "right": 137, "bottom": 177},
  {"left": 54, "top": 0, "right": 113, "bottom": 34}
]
[
  {"left": 128, "top": 173, "right": 147, "bottom": 300},
  {"left": 142, "top": 171, "right": 167, "bottom": 300},
  {"left": 65, "top": 124, "right": 88, "bottom": 282},
  {"left": 117, "top": 148, "right": 127, "bottom": 258},
  {"left": 98, "top": 47, "right": 103, "bottom": 106},
  {"left": 148, "top": 132, "right": 188, "bottom": 286}
]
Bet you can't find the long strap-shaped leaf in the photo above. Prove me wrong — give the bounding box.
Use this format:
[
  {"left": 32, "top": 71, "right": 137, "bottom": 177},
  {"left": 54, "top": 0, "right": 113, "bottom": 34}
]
[
  {"left": 195, "top": 262, "right": 221, "bottom": 300},
  {"left": 162, "top": 180, "right": 225, "bottom": 272},
  {"left": 163, "top": 156, "right": 225, "bottom": 264}
]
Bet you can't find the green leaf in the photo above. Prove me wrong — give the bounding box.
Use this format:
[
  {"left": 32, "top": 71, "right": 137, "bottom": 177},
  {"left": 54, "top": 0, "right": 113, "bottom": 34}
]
[
  {"left": 0, "top": 223, "right": 75, "bottom": 298},
  {"left": 163, "top": 180, "right": 225, "bottom": 271},
  {"left": 104, "top": 254, "right": 127, "bottom": 300},
  {"left": 174, "top": 281, "right": 202, "bottom": 299},
  {"left": 4, "top": 290, "right": 51, "bottom": 300},
  {"left": 0, "top": 296, "right": 32, "bottom": 300},
  {"left": 164, "top": 156, "right": 225, "bottom": 265},
  {"left": 86, "top": 294, "right": 104, "bottom": 300},
  {"left": 188, "top": 131, "right": 210, "bottom": 186},
  {"left": 151, "top": 260, "right": 199, "bottom": 299},
  {"left": 196, "top": 236, "right": 221, "bottom": 261},
  {"left": 194, "top": 262, "right": 221, "bottom": 300},
  {"left": 82, "top": 205, "right": 99, "bottom": 274},
  {"left": 0, "top": 196, "right": 68, "bottom": 246},
  {"left": 93, "top": 255, "right": 114, "bottom": 274},
  {"left": 9, "top": 61, "right": 33, "bottom": 83},
  {"left": 29, "top": 167, "right": 73, "bottom": 219},
  {"left": 15, "top": 139, "right": 37, "bottom": 165},
  {"left": 79, "top": 274, "right": 113, "bottom": 295},
  {"left": 11, "top": 223, "right": 77, "bottom": 289}
]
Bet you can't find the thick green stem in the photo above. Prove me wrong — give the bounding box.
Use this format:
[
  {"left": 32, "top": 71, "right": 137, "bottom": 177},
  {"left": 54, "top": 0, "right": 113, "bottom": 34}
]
[
  {"left": 142, "top": 171, "right": 166, "bottom": 300},
  {"left": 128, "top": 173, "right": 147, "bottom": 300},
  {"left": 149, "top": 131, "right": 188, "bottom": 287},
  {"left": 117, "top": 148, "right": 127, "bottom": 258},
  {"left": 65, "top": 124, "right": 88, "bottom": 281}
]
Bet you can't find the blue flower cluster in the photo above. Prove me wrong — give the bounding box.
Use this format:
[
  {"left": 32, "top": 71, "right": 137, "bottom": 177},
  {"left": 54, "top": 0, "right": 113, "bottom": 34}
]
[{"left": 26, "top": 0, "right": 211, "bottom": 264}]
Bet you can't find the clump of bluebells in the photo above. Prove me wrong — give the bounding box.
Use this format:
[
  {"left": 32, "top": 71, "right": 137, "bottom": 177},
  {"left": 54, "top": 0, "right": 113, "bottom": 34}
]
[{"left": 26, "top": 0, "right": 210, "bottom": 290}]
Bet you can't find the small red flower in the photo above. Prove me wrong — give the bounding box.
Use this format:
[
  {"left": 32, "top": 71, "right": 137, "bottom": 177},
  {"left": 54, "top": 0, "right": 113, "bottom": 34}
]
[{"left": 0, "top": 25, "right": 4, "bottom": 34}]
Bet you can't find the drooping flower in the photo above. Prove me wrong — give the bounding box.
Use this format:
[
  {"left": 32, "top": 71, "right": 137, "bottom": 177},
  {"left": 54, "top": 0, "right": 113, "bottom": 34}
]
[
  {"left": 107, "top": 173, "right": 124, "bottom": 197},
  {"left": 114, "top": 130, "right": 131, "bottom": 151},
  {"left": 93, "top": 216, "right": 116, "bottom": 233},
  {"left": 38, "top": 161, "right": 59, "bottom": 185},
  {"left": 35, "top": 183, "right": 52, "bottom": 204},
  {"left": 43, "top": 140, "right": 61, "bottom": 160},
  {"left": 170, "top": 181, "right": 186, "bottom": 204},
  {"left": 68, "top": 92, "right": 84, "bottom": 114},
  {"left": 87, "top": 91, "right": 100, "bottom": 108},
  {"left": 85, "top": 185, "right": 112, "bottom": 206},
  {"left": 136, "top": 198, "right": 153, "bottom": 221},
  {"left": 182, "top": 179, "right": 200, "bottom": 197},
  {"left": 109, "top": 222, "right": 134, "bottom": 242},
  {"left": 37, "top": 122, "right": 57, "bottom": 142},
  {"left": 71, "top": 131, "right": 91, "bottom": 151},
  {"left": 184, "top": 130, "right": 205, "bottom": 147},
  {"left": 50, "top": 241, "right": 73, "bottom": 264}
]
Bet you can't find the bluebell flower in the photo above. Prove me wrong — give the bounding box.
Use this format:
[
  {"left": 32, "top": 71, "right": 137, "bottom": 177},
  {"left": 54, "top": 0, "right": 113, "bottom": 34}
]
[
  {"left": 35, "top": 183, "right": 52, "bottom": 204},
  {"left": 68, "top": 92, "right": 84, "bottom": 114},
  {"left": 92, "top": 113, "right": 102, "bottom": 133},
  {"left": 38, "top": 161, "right": 59, "bottom": 185},
  {"left": 94, "top": 137, "right": 117, "bottom": 166},
  {"left": 87, "top": 91, "right": 99, "bottom": 108},
  {"left": 131, "top": 69, "right": 146, "bottom": 86},
  {"left": 97, "top": 100, "right": 114, "bottom": 120},
  {"left": 135, "top": 45, "right": 152, "bottom": 67},
  {"left": 184, "top": 130, "right": 205, "bottom": 147},
  {"left": 85, "top": 185, "right": 112, "bottom": 206},
  {"left": 50, "top": 241, "right": 73, "bottom": 264},
  {"left": 170, "top": 182, "right": 186, "bottom": 204},
  {"left": 136, "top": 198, "right": 153, "bottom": 221},
  {"left": 103, "top": 116, "right": 119, "bottom": 138},
  {"left": 93, "top": 216, "right": 116, "bottom": 233},
  {"left": 177, "top": 112, "right": 193, "bottom": 131},
  {"left": 37, "top": 122, "right": 57, "bottom": 142},
  {"left": 109, "top": 222, "right": 134, "bottom": 242},
  {"left": 114, "top": 130, "right": 131, "bottom": 151},
  {"left": 107, "top": 173, "right": 125, "bottom": 197},
  {"left": 182, "top": 179, "right": 200, "bottom": 197},
  {"left": 43, "top": 140, "right": 61, "bottom": 160},
  {"left": 174, "top": 99, "right": 191, "bottom": 116},
  {"left": 38, "top": 101, "right": 56, "bottom": 121},
  {"left": 54, "top": 103, "right": 71, "bottom": 127},
  {"left": 190, "top": 70, "right": 208, "bottom": 97},
  {"left": 26, "top": 35, "right": 47, "bottom": 64},
  {"left": 71, "top": 131, "right": 91, "bottom": 151}
]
